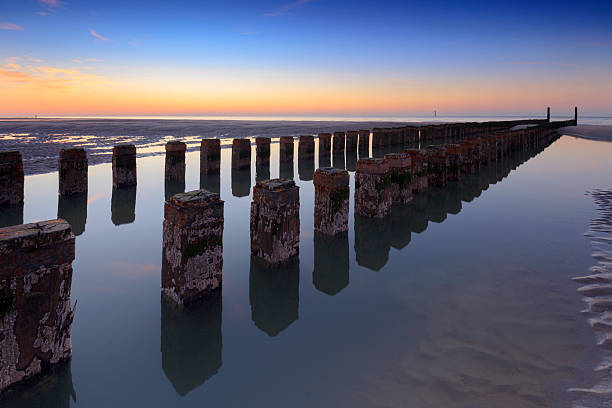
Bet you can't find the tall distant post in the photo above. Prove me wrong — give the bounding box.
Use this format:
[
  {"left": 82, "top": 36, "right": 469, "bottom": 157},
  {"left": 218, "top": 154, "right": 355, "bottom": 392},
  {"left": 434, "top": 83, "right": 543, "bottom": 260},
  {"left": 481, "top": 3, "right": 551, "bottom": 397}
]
[
  {"left": 546, "top": 107, "right": 550, "bottom": 122},
  {"left": 574, "top": 106, "right": 578, "bottom": 125}
]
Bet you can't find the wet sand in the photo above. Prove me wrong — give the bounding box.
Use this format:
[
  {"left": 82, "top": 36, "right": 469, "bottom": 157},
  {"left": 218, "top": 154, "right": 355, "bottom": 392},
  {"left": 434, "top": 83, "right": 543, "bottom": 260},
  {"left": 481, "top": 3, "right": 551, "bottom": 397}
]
[{"left": 559, "top": 125, "right": 612, "bottom": 142}]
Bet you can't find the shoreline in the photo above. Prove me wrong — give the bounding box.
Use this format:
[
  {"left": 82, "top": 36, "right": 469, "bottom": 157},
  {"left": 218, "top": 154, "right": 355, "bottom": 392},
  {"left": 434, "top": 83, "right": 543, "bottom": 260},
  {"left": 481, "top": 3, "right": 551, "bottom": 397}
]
[{"left": 559, "top": 125, "right": 612, "bottom": 142}]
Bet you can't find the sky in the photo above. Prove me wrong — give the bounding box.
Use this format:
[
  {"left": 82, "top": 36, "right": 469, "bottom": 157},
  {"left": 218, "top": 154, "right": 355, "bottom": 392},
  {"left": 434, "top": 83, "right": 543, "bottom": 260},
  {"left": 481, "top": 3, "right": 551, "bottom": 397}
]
[{"left": 0, "top": 0, "right": 611, "bottom": 117}]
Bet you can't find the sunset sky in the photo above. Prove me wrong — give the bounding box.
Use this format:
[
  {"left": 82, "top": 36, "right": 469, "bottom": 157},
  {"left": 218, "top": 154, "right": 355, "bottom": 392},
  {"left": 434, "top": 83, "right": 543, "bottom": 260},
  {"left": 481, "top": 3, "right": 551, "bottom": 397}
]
[{"left": 1, "top": 0, "right": 611, "bottom": 117}]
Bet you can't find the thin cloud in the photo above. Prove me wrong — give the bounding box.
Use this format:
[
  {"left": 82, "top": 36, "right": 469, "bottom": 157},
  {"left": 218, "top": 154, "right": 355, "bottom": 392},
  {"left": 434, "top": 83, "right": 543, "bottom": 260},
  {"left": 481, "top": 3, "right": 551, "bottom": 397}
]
[
  {"left": 89, "top": 29, "right": 110, "bottom": 41},
  {"left": 40, "top": 0, "right": 62, "bottom": 7},
  {"left": 72, "top": 59, "right": 82, "bottom": 63},
  {"left": 242, "top": 31, "right": 260, "bottom": 35},
  {"left": 264, "top": 0, "right": 311, "bottom": 17},
  {"left": 85, "top": 58, "right": 103, "bottom": 62},
  {"left": 0, "top": 22, "right": 24, "bottom": 31},
  {"left": 0, "top": 58, "right": 112, "bottom": 90},
  {"left": 37, "top": 11, "right": 50, "bottom": 16}
]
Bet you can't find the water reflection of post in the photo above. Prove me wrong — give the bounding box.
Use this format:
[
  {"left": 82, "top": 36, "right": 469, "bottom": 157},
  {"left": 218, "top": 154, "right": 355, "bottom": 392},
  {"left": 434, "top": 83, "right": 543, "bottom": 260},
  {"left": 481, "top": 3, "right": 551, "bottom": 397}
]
[
  {"left": 231, "top": 168, "right": 251, "bottom": 197},
  {"left": 165, "top": 180, "right": 185, "bottom": 201},
  {"left": 345, "top": 149, "right": 357, "bottom": 172},
  {"left": 249, "top": 256, "right": 299, "bottom": 336},
  {"left": 3, "top": 360, "right": 77, "bottom": 407},
  {"left": 0, "top": 203, "right": 23, "bottom": 228},
  {"left": 57, "top": 193, "right": 87, "bottom": 236},
  {"left": 161, "top": 291, "right": 222, "bottom": 396},
  {"left": 111, "top": 186, "right": 136, "bottom": 225},
  {"left": 354, "top": 214, "right": 391, "bottom": 271},
  {"left": 389, "top": 206, "right": 412, "bottom": 250},
  {"left": 313, "top": 231, "right": 349, "bottom": 295}
]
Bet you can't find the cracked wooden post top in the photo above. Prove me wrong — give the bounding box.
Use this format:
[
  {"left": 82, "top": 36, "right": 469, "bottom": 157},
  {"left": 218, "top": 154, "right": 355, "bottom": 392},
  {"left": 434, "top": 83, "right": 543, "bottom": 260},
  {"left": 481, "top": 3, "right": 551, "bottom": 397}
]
[
  {"left": 314, "top": 167, "right": 349, "bottom": 189},
  {"left": 252, "top": 178, "right": 299, "bottom": 203},
  {"left": 165, "top": 141, "right": 186, "bottom": 153},
  {"left": 356, "top": 158, "right": 389, "bottom": 175},
  {"left": 113, "top": 144, "right": 136, "bottom": 156},
  {"left": 164, "top": 189, "right": 223, "bottom": 224},
  {"left": 384, "top": 153, "right": 411, "bottom": 169}
]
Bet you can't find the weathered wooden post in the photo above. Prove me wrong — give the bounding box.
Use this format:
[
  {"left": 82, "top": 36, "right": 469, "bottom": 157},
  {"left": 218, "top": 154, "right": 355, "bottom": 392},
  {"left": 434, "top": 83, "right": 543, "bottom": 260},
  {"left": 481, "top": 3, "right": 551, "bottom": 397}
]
[
  {"left": 255, "top": 137, "right": 271, "bottom": 168},
  {"left": 279, "top": 136, "right": 294, "bottom": 163},
  {"left": 255, "top": 137, "right": 271, "bottom": 182},
  {"left": 424, "top": 146, "right": 449, "bottom": 187},
  {"left": 0, "top": 151, "right": 24, "bottom": 207},
  {"left": 231, "top": 138, "right": 251, "bottom": 170},
  {"left": 112, "top": 144, "right": 137, "bottom": 188},
  {"left": 165, "top": 141, "right": 186, "bottom": 182},
  {"left": 574, "top": 106, "right": 578, "bottom": 125},
  {"left": 333, "top": 131, "right": 345, "bottom": 155},
  {"left": 0, "top": 219, "right": 76, "bottom": 392},
  {"left": 346, "top": 131, "right": 358, "bottom": 151},
  {"left": 162, "top": 190, "right": 224, "bottom": 306},
  {"left": 200, "top": 139, "right": 221, "bottom": 175},
  {"left": 318, "top": 133, "right": 331, "bottom": 168},
  {"left": 384, "top": 153, "right": 413, "bottom": 204},
  {"left": 547, "top": 106, "right": 550, "bottom": 122},
  {"left": 354, "top": 158, "right": 392, "bottom": 218},
  {"left": 59, "top": 148, "right": 87, "bottom": 196},
  {"left": 358, "top": 130, "right": 370, "bottom": 154},
  {"left": 250, "top": 179, "right": 300, "bottom": 265},
  {"left": 445, "top": 144, "right": 462, "bottom": 182},
  {"left": 404, "top": 149, "right": 428, "bottom": 193},
  {"left": 279, "top": 136, "right": 294, "bottom": 180},
  {"left": 298, "top": 136, "right": 315, "bottom": 181},
  {"left": 314, "top": 168, "right": 349, "bottom": 236},
  {"left": 313, "top": 231, "right": 349, "bottom": 295}
]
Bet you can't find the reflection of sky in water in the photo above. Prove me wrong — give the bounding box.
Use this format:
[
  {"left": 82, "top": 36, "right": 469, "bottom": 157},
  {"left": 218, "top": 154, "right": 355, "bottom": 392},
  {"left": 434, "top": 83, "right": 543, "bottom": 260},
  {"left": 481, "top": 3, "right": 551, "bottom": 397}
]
[{"left": 3, "top": 135, "right": 612, "bottom": 407}]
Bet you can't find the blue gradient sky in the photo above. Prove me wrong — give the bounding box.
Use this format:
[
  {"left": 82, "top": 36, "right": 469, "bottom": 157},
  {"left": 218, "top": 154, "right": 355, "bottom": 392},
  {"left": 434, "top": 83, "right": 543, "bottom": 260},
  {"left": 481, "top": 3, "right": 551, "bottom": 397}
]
[{"left": 1, "top": 0, "right": 611, "bottom": 116}]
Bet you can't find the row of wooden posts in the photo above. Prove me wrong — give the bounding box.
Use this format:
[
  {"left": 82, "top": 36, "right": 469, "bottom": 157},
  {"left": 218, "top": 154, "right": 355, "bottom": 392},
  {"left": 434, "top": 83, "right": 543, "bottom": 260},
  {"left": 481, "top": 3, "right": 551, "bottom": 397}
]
[{"left": 0, "top": 115, "right": 574, "bottom": 393}]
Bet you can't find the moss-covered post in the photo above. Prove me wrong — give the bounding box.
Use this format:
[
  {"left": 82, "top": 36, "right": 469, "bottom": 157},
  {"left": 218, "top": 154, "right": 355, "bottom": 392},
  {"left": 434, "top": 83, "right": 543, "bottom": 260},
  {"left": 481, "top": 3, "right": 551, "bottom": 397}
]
[
  {"left": 384, "top": 153, "right": 413, "bottom": 204},
  {"left": 231, "top": 138, "right": 251, "bottom": 170},
  {"left": 250, "top": 179, "right": 300, "bottom": 265},
  {"left": 404, "top": 149, "right": 428, "bottom": 193},
  {"left": 313, "top": 167, "right": 349, "bottom": 236},
  {"left": 354, "top": 158, "right": 392, "bottom": 218},
  {"left": 59, "top": 148, "right": 88, "bottom": 196},
  {"left": 0, "top": 219, "right": 76, "bottom": 392},
  {"left": 112, "top": 144, "right": 137, "bottom": 189},
  {"left": 165, "top": 141, "right": 186, "bottom": 182},
  {"left": 0, "top": 151, "right": 24, "bottom": 207},
  {"left": 200, "top": 139, "right": 221, "bottom": 175},
  {"left": 162, "top": 190, "right": 224, "bottom": 306},
  {"left": 358, "top": 130, "right": 370, "bottom": 154}
]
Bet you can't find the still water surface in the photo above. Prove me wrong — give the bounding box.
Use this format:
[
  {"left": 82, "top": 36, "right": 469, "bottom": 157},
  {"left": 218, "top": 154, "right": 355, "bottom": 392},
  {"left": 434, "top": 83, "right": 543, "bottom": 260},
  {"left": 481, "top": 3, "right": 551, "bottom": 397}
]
[{"left": 2, "top": 134, "right": 612, "bottom": 407}]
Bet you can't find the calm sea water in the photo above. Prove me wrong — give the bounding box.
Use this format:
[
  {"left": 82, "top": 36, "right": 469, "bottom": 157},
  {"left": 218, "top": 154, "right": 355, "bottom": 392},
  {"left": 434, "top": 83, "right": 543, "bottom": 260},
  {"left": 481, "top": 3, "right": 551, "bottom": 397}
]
[{"left": 1, "top": 130, "right": 612, "bottom": 407}]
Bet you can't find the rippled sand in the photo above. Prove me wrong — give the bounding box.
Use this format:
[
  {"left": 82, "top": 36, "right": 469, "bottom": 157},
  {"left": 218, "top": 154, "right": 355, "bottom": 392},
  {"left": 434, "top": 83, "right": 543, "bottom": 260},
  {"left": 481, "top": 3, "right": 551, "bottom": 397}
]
[{"left": 571, "top": 189, "right": 612, "bottom": 407}]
